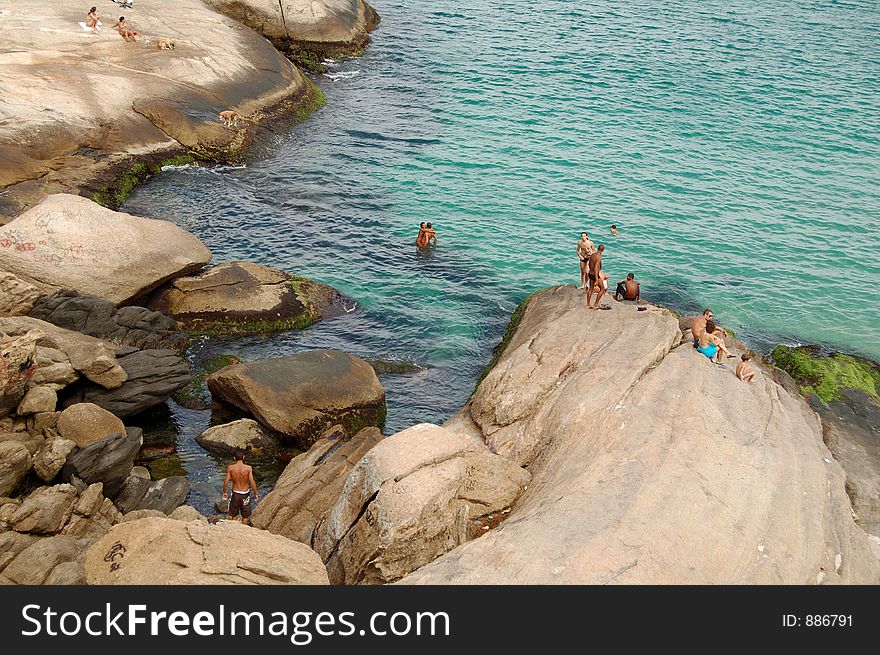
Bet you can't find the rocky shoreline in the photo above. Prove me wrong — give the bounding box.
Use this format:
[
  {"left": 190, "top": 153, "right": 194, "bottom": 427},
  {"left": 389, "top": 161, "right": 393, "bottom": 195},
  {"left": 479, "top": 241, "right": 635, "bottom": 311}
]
[{"left": 2, "top": 1, "right": 879, "bottom": 585}]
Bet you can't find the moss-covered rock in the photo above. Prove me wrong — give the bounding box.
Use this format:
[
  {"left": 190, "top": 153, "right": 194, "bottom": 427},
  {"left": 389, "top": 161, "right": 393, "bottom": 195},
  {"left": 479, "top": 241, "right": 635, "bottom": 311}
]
[
  {"left": 173, "top": 354, "right": 242, "bottom": 410},
  {"left": 474, "top": 290, "right": 539, "bottom": 392},
  {"left": 771, "top": 345, "right": 879, "bottom": 402},
  {"left": 91, "top": 155, "right": 197, "bottom": 210}
]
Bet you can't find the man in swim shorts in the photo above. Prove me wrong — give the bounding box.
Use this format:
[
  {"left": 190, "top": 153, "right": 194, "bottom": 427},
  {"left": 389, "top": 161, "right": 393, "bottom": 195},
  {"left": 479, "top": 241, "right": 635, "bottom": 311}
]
[
  {"left": 576, "top": 232, "right": 594, "bottom": 289},
  {"left": 222, "top": 451, "right": 259, "bottom": 525},
  {"left": 690, "top": 309, "right": 713, "bottom": 346},
  {"left": 585, "top": 245, "right": 606, "bottom": 309},
  {"left": 613, "top": 273, "right": 640, "bottom": 301}
]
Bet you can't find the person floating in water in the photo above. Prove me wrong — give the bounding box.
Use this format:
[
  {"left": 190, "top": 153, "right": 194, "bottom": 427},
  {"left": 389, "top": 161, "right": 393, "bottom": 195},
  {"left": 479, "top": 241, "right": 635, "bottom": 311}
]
[
  {"left": 576, "top": 231, "right": 594, "bottom": 289},
  {"left": 585, "top": 245, "right": 607, "bottom": 309},
  {"left": 222, "top": 451, "right": 259, "bottom": 525},
  {"left": 736, "top": 354, "right": 756, "bottom": 382},
  {"left": 613, "top": 272, "right": 640, "bottom": 302},
  {"left": 610, "top": 224, "right": 619, "bottom": 236}
]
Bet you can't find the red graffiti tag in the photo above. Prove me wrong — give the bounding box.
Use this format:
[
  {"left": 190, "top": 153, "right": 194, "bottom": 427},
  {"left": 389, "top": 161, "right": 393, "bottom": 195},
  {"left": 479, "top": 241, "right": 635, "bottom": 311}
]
[
  {"left": 15, "top": 242, "right": 35, "bottom": 252},
  {"left": 0, "top": 239, "right": 12, "bottom": 248}
]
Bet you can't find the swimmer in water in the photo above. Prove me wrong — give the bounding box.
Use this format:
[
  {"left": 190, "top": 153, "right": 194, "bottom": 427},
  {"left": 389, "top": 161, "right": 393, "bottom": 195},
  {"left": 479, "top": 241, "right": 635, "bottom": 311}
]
[{"left": 610, "top": 224, "right": 619, "bottom": 236}]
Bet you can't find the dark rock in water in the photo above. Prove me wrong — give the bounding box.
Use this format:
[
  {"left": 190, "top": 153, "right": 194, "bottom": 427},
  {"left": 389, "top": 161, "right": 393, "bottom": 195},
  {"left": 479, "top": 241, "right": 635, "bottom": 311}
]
[
  {"left": 146, "top": 261, "right": 353, "bottom": 336},
  {"left": 172, "top": 354, "right": 241, "bottom": 410},
  {"left": 28, "top": 290, "right": 188, "bottom": 353},
  {"left": 206, "top": 349, "right": 386, "bottom": 449},
  {"left": 115, "top": 474, "right": 189, "bottom": 515},
  {"left": 136, "top": 444, "right": 176, "bottom": 462},
  {"left": 809, "top": 389, "right": 880, "bottom": 537},
  {"left": 62, "top": 348, "right": 191, "bottom": 418},
  {"left": 365, "top": 359, "right": 424, "bottom": 375},
  {"left": 61, "top": 428, "right": 142, "bottom": 497}
]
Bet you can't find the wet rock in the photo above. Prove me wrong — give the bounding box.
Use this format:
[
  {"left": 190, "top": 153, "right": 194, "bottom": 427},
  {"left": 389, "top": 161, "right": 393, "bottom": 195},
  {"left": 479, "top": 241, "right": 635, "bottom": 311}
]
[
  {"left": 61, "top": 348, "right": 191, "bottom": 418},
  {"left": 146, "top": 261, "right": 350, "bottom": 335},
  {"left": 29, "top": 290, "right": 188, "bottom": 352},
  {"left": 61, "top": 427, "right": 142, "bottom": 497},
  {"left": 0, "top": 441, "right": 31, "bottom": 496},
  {"left": 196, "top": 418, "right": 282, "bottom": 456},
  {"left": 253, "top": 425, "right": 381, "bottom": 545},
  {"left": 315, "top": 424, "right": 530, "bottom": 584},
  {"left": 84, "top": 518, "right": 330, "bottom": 584},
  {"left": 206, "top": 349, "right": 386, "bottom": 449}
]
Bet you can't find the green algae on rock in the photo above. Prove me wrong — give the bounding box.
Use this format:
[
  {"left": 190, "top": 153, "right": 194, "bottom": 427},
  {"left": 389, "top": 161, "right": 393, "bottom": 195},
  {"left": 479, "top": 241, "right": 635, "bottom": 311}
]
[
  {"left": 173, "top": 354, "right": 242, "bottom": 410},
  {"left": 771, "top": 345, "right": 879, "bottom": 403},
  {"left": 474, "top": 289, "right": 539, "bottom": 392}
]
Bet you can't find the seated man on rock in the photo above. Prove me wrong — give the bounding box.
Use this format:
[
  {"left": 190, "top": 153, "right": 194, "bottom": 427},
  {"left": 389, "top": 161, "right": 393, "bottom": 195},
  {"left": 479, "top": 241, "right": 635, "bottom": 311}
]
[
  {"left": 690, "top": 308, "right": 713, "bottom": 346},
  {"left": 613, "top": 273, "right": 640, "bottom": 302}
]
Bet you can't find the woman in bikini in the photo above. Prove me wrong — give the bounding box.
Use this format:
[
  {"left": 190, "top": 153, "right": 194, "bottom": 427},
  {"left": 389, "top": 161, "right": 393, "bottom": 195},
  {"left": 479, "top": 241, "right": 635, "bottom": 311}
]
[
  {"left": 86, "top": 7, "right": 101, "bottom": 30},
  {"left": 113, "top": 16, "right": 137, "bottom": 41},
  {"left": 695, "top": 319, "right": 733, "bottom": 367}
]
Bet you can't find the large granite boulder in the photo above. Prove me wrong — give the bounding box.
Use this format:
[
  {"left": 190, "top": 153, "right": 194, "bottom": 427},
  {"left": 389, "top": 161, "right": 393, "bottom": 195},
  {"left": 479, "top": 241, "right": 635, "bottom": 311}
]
[
  {"left": 146, "top": 261, "right": 350, "bottom": 335},
  {"left": 0, "top": 271, "right": 40, "bottom": 315},
  {"left": 0, "top": 194, "right": 211, "bottom": 304},
  {"left": 315, "top": 424, "right": 530, "bottom": 584},
  {"left": 0, "top": 2, "right": 320, "bottom": 222},
  {"left": 0, "top": 316, "right": 126, "bottom": 389},
  {"left": 0, "top": 331, "right": 39, "bottom": 418},
  {"left": 56, "top": 403, "right": 126, "bottom": 448},
  {"left": 0, "top": 442, "right": 31, "bottom": 496},
  {"left": 16, "top": 386, "right": 57, "bottom": 415},
  {"left": 61, "top": 427, "right": 143, "bottom": 497},
  {"left": 202, "top": 0, "right": 380, "bottom": 55},
  {"left": 28, "top": 291, "right": 188, "bottom": 352},
  {"left": 207, "top": 350, "right": 386, "bottom": 448},
  {"left": 62, "top": 347, "right": 191, "bottom": 418},
  {"left": 84, "top": 518, "right": 330, "bottom": 584},
  {"left": 252, "top": 425, "right": 382, "bottom": 544},
  {"left": 196, "top": 418, "right": 283, "bottom": 456},
  {"left": 808, "top": 390, "right": 880, "bottom": 538},
  {"left": 400, "top": 286, "right": 880, "bottom": 584}
]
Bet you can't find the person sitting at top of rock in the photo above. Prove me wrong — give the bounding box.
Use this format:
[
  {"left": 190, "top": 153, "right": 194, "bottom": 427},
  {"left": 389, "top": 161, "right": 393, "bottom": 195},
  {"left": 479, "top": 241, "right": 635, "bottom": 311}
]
[
  {"left": 86, "top": 7, "right": 101, "bottom": 30},
  {"left": 112, "top": 16, "right": 137, "bottom": 41},
  {"left": 736, "top": 353, "right": 756, "bottom": 383},
  {"left": 613, "top": 272, "right": 640, "bottom": 302},
  {"left": 222, "top": 450, "right": 259, "bottom": 526},
  {"left": 695, "top": 319, "right": 733, "bottom": 367},
  {"left": 690, "top": 308, "right": 713, "bottom": 346}
]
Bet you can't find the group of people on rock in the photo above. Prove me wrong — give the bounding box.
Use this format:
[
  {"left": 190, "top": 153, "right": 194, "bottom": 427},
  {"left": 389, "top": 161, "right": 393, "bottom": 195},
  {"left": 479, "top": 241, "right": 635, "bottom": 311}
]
[
  {"left": 690, "top": 308, "right": 755, "bottom": 380},
  {"left": 576, "top": 226, "right": 639, "bottom": 310},
  {"left": 82, "top": 4, "right": 139, "bottom": 42}
]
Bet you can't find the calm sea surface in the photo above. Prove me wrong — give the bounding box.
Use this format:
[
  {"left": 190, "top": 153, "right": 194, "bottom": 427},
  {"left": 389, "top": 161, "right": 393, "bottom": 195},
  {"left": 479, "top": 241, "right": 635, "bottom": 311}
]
[{"left": 124, "top": 0, "right": 880, "bottom": 512}]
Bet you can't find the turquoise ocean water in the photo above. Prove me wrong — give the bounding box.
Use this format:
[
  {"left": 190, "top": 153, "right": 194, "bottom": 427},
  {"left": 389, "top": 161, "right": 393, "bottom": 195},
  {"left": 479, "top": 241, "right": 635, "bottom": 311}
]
[{"left": 124, "top": 0, "right": 880, "bottom": 509}]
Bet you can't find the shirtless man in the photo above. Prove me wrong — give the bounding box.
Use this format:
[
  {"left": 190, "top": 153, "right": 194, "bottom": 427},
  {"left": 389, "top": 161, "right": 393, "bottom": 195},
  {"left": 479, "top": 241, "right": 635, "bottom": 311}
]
[
  {"left": 424, "top": 222, "right": 438, "bottom": 245},
  {"left": 736, "top": 354, "right": 756, "bottom": 382},
  {"left": 690, "top": 309, "right": 713, "bottom": 346},
  {"left": 221, "top": 452, "right": 259, "bottom": 525},
  {"left": 576, "top": 232, "right": 594, "bottom": 289},
  {"left": 613, "top": 273, "right": 640, "bottom": 301},
  {"left": 416, "top": 222, "right": 428, "bottom": 247},
  {"left": 585, "top": 245, "right": 606, "bottom": 309}
]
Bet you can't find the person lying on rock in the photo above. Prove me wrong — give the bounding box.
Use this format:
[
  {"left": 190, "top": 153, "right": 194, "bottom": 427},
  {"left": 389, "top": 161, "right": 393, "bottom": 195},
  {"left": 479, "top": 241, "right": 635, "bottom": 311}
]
[
  {"left": 112, "top": 16, "right": 137, "bottom": 41},
  {"left": 613, "top": 272, "right": 640, "bottom": 302},
  {"left": 222, "top": 450, "right": 259, "bottom": 525},
  {"left": 736, "top": 354, "right": 756, "bottom": 382}
]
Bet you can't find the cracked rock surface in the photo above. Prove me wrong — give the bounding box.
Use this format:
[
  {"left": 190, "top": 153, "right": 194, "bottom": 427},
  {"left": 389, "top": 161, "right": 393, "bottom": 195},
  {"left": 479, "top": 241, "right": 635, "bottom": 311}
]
[{"left": 400, "top": 285, "right": 880, "bottom": 584}]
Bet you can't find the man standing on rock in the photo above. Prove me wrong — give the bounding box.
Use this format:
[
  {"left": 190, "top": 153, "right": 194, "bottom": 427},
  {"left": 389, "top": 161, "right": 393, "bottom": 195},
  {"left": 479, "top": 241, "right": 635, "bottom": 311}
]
[
  {"left": 222, "top": 451, "right": 259, "bottom": 526},
  {"left": 585, "top": 245, "right": 606, "bottom": 309}
]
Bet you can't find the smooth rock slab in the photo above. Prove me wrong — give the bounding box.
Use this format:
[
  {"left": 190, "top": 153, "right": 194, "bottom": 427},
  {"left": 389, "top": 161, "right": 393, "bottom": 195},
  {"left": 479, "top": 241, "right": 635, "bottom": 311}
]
[
  {"left": 315, "top": 424, "right": 530, "bottom": 584},
  {"left": 207, "top": 349, "right": 386, "bottom": 448},
  {"left": 0, "top": 194, "right": 211, "bottom": 305},
  {"left": 84, "top": 518, "right": 330, "bottom": 584}
]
